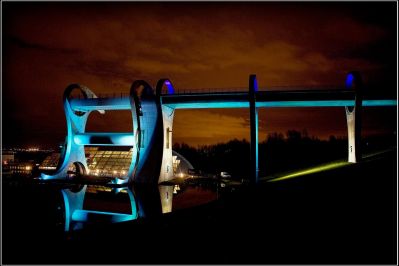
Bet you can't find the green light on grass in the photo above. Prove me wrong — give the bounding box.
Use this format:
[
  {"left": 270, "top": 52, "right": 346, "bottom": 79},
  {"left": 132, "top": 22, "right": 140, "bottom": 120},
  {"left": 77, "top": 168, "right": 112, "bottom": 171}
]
[{"left": 268, "top": 161, "right": 351, "bottom": 182}]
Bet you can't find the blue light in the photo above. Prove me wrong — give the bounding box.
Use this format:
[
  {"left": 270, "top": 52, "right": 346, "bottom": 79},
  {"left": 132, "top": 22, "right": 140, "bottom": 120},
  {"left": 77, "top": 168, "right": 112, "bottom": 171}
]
[
  {"left": 40, "top": 173, "right": 53, "bottom": 180},
  {"left": 70, "top": 98, "right": 131, "bottom": 111},
  {"left": 249, "top": 74, "right": 258, "bottom": 92},
  {"left": 72, "top": 210, "right": 136, "bottom": 223},
  {"left": 118, "top": 134, "right": 135, "bottom": 146},
  {"left": 164, "top": 80, "right": 175, "bottom": 94},
  {"left": 345, "top": 73, "right": 354, "bottom": 89},
  {"left": 167, "top": 102, "right": 250, "bottom": 109},
  {"left": 166, "top": 99, "right": 397, "bottom": 109},
  {"left": 257, "top": 100, "right": 356, "bottom": 108},
  {"left": 61, "top": 190, "right": 71, "bottom": 231},
  {"left": 73, "top": 133, "right": 134, "bottom": 146},
  {"left": 362, "top": 100, "right": 397, "bottom": 106}
]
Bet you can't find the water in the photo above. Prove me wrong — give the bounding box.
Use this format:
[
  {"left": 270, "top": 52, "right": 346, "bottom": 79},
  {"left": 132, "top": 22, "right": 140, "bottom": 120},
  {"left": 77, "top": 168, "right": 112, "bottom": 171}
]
[
  {"left": 3, "top": 149, "right": 395, "bottom": 263},
  {"left": 2, "top": 176, "right": 220, "bottom": 237}
]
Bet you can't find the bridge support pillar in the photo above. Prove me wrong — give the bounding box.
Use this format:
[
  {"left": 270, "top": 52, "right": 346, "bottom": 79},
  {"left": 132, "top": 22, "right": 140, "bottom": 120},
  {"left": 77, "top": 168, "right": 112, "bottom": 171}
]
[
  {"left": 345, "top": 72, "right": 363, "bottom": 163},
  {"left": 249, "top": 75, "right": 259, "bottom": 184},
  {"left": 129, "top": 78, "right": 176, "bottom": 184}
]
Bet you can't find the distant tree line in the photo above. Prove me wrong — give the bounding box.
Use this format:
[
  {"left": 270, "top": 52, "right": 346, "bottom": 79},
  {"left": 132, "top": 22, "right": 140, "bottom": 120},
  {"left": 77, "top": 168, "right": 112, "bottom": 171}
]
[{"left": 173, "top": 130, "right": 396, "bottom": 179}]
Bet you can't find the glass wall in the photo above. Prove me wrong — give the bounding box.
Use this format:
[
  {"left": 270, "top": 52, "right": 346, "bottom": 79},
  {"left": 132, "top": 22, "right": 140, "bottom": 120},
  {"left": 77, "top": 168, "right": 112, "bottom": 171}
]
[{"left": 84, "top": 146, "right": 133, "bottom": 177}]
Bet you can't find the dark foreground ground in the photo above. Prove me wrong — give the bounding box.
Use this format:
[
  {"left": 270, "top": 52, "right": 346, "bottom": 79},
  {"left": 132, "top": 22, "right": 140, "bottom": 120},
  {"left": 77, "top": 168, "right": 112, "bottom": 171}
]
[{"left": 2, "top": 149, "right": 397, "bottom": 264}]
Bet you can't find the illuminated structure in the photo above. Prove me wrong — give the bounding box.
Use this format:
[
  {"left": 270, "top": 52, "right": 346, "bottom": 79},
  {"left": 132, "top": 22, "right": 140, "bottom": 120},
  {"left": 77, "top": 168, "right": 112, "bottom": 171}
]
[
  {"left": 345, "top": 72, "right": 362, "bottom": 163},
  {"left": 84, "top": 147, "right": 132, "bottom": 178},
  {"left": 2, "top": 150, "right": 37, "bottom": 176},
  {"left": 39, "top": 72, "right": 396, "bottom": 231},
  {"left": 2, "top": 150, "right": 15, "bottom": 163},
  {"left": 4, "top": 161, "right": 34, "bottom": 175},
  {"left": 41, "top": 72, "right": 396, "bottom": 186},
  {"left": 41, "top": 79, "right": 177, "bottom": 185},
  {"left": 172, "top": 150, "right": 194, "bottom": 177}
]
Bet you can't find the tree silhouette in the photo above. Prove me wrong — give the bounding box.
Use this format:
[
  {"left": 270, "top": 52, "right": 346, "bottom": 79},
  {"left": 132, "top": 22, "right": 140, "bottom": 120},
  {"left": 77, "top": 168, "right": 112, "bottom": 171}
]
[{"left": 173, "top": 130, "right": 395, "bottom": 179}]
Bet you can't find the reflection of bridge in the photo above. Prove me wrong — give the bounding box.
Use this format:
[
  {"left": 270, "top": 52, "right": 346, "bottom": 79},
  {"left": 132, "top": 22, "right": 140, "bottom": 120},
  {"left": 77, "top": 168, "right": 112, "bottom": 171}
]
[{"left": 40, "top": 72, "right": 396, "bottom": 231}]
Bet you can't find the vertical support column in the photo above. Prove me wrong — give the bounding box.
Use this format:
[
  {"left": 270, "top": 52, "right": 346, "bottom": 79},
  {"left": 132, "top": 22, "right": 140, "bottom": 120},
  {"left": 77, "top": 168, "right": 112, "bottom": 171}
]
[
  {"left": 249, "top": 74, "right": 259, "bottom": 184},
  {"left": 345, "top": 72, "right": 363, "bottom": 163},
  {"left": 157, "top": 79, "right": 176, "bottom": 184}
]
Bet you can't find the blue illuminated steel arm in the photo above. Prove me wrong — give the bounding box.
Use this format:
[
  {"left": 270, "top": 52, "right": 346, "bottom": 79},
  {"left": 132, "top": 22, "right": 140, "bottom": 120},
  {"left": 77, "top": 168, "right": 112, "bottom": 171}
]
[{"left": 41, "top": 84, "right": 104, "bottom": 180}]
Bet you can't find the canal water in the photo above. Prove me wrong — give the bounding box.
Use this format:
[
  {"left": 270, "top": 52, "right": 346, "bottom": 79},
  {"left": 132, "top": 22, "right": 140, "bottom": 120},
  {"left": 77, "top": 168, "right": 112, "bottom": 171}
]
[
  {"left": 84, "top": 182, "right": 218, "bottom": 216},
  {"left": 3, "top": 176, "right": 221, "bottom": 237},
  {"left": 2, "top": 176, "right": 223, "bottom": 263},
  {"left": 3, "top": 149, "right": 396, "bottom": 264}
]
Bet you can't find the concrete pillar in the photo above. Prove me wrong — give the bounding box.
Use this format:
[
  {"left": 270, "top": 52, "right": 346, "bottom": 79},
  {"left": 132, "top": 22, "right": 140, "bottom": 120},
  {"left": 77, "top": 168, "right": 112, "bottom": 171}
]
[
  {"left": 129, "top": 78, "right": 176, "bottom": 184},
  {"left": 345, "top": 72, "right": 363, "bottom": 163},
  {"left": 157, "top": 79, "right": 176, "bottom": 184},
  {"left": 249, "top": 75, "right": 259, "bottom": 184}
]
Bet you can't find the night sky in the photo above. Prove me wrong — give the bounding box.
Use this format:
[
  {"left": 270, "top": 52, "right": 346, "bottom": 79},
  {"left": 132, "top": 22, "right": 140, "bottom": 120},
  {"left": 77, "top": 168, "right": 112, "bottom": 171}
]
[{"left": 3, "top": 2, "right": 397, "bottom": 148}]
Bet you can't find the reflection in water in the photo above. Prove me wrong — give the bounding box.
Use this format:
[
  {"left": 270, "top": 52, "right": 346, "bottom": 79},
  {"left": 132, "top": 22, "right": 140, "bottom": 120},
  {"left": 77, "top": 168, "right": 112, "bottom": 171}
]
[
  {"left": 172, "top": 186, "right": 218, "bottom": 211},
  {"left": 60, "top": 180, "right": 217, "bottom": 231},
  {"left": 61, "top": 185, "right": 138, "bottom": 231},
  {"left": 173, "top": 184, "right": 181, "bottom": 194},
  {"left": 158, "top": 185, "right": 173, "bottom": 214}
]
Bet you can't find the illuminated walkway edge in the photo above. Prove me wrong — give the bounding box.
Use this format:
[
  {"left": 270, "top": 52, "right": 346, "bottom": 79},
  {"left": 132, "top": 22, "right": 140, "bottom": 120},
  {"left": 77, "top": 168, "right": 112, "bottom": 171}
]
[
  {"left": 263, "top": 148, "right": 396, "bottom": 183},
  {"left": 265, "top": 160, "right": 351, "bottom": 183}
]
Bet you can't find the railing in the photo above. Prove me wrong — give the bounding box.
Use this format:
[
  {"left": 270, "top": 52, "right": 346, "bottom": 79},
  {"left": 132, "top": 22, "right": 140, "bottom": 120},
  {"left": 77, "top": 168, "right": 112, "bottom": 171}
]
[
  {"left": 69, "top": 92, "right": 130, "bottom": 99},
  {"left": 265, "top": 85, "right": 344, "bottom": 91},
  {"left": 172, "top": 87, "right": 249, "bottom": 94},
  {"left": 68, "top": 85, "right": 345, "bottom": 99},
  {"left": 170, "top": 85, "right": 344, "bottom": 95}
]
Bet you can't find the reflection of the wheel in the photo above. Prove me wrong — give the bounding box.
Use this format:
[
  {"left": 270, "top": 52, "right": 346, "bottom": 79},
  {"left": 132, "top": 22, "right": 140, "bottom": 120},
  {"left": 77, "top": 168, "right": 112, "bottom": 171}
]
[
  {"left": 61, "top": 185, "right": 139, "bottom": 232},
  {"left": 66, "top": 162, "right": 86, "bottom": 192},
  {"left": 54, "top": 192, "right": 66, "bottom": 234},
  {"left": 58, "top": 183, "right": 177, "bottom": 232}
]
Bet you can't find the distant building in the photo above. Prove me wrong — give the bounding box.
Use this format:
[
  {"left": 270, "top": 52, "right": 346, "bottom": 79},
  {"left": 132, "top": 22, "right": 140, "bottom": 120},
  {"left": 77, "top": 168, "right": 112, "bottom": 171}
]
[
  {"left": 2, "top": 150, "right": 15, "bottom": 165},
  {"left": 2, "top": 149, "right": 57, "bottom": 177},
  {"left": 2, "top": 151, "right": 15, "bottom": 176},
  {"left": 172, "top": 150, "right": 194, "bottom": 178},
  {"left": 39, "top": 153, "right": 61, "bottom": 172},
  {"left": 6, "top": 161, "right": 35, "bottom": 175}
]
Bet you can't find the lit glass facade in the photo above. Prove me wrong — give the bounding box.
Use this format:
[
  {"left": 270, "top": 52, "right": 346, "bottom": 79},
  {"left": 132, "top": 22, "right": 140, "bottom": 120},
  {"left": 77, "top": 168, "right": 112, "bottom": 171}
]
[
  {"left": 84, "top": 146, "right": 133, "bottom": 177},
  {"left": 37, "top": 146, "right": 193, "bottom": 179},
  {"left": 39, "top": 153, "right": 61, "bottom": 171}
]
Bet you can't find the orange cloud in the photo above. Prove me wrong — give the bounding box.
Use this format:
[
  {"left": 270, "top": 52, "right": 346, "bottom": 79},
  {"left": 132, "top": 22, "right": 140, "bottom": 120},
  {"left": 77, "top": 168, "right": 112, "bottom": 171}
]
[{"left": 3, "top": 2, "right": 396, "bottom": 147}]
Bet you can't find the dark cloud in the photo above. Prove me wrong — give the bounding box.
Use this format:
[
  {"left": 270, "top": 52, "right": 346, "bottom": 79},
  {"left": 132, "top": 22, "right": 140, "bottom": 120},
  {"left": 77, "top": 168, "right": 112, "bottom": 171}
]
[{"left": 2, "top": 2, "right": 396, "bottom": 147}]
